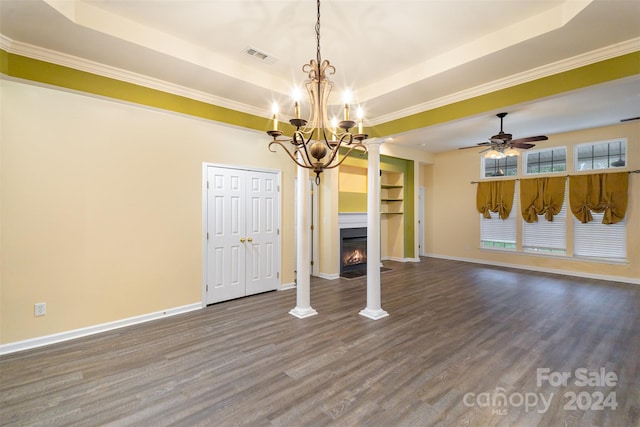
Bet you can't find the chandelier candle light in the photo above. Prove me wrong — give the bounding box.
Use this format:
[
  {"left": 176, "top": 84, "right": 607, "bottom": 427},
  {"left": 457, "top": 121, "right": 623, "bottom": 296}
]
[{"left": 267, "top": 0, "right": 367, "bottom": 184}]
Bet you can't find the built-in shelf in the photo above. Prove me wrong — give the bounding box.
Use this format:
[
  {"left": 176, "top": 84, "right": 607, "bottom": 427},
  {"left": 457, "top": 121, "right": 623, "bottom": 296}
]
[{"left": 381, "top": 171, "right": 403, "bottom": 214}]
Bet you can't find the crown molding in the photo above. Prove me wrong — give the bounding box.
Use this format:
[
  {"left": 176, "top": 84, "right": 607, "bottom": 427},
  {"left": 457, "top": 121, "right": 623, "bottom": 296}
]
[
  {"left": 0, "top": 34, "right": 270, "bottom": 120},
  {"left": 369, "top": 38, "right": 640, "bottom": 126},
  {"left": 2, "top": 34, "right": 638, "bottom": 129}
]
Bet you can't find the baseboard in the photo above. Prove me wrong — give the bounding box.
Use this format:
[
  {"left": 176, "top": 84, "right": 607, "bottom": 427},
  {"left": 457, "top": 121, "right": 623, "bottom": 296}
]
[
  {"left": 423, "top": 253, "right": 640, "bottom": 285},
  {"left": 279, "top": 282, "right": 296, "bottom": 290},
  {"left": 387, "top": 257, "right": 421, "bottom": 263},
  {"left": 317, "top": 272, "right": 340, "bottom": 280},
  {"left": 0, "top": 302, "right": 202, "bottom": 356}
]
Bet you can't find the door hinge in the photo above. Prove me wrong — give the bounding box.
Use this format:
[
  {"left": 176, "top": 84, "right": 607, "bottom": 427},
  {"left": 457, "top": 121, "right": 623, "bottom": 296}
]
[
  {"left": 277, "top": 272, "right": 280, "bottom": 278},
  {"left": 310, "top": 224, "right": 314, "bottom": 231},
  {"left": 207, "top": 181, "right": 209, "bottom": 189},
  {"left": 277, "top": 185, "right": 280, "bottom": 192},
  {"left": 206, "top": 284, "right": 209, "bottom": 292},
  {"left": 310, "top": 261, "right": 314, "bottom": 266},
  {"left": 277, "top": 228, "right": 280, "bottom": 235},
  {"left": 206, "top": 232, "right": 209, "bottom": 240}
]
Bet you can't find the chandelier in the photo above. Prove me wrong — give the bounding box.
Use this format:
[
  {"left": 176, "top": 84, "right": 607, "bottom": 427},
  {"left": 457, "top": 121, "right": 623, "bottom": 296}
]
[{"left": 267, "top": 0, "right": 367, "bottom": 184}]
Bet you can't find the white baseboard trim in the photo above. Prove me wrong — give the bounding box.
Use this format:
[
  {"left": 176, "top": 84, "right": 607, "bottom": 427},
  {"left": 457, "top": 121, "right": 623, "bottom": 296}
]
[
  {"left": 423, "top": 253, "right": 640, "bottom": 285},
  {"left": 317, "top": 272, "right": 340, "bottom": 280},
  {"left": 0, "top": 302, "right": 202, "bottom": 356},
  {"left": 386, "top": 257, "right": 421, "bottom": 263},
  {"left": 279, "top": 282, "right": 296, "bottom": 291}
]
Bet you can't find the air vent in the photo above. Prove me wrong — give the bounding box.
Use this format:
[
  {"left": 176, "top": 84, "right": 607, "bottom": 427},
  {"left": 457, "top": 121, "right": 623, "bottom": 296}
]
[
  {"left": 243, "top": 46, "right": 278, "bottom": 65},
  {"left": 620, "top": 116, "right": 640, "bottom": 123}
]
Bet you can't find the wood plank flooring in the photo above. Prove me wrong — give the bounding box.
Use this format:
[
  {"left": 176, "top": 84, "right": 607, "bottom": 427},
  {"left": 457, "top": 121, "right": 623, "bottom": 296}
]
[{"left": 1, "top": 258, "right": 639, "bottom": 426}]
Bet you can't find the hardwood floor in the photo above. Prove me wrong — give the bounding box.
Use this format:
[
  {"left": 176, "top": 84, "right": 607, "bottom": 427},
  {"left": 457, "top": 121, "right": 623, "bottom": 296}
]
[{"left": 1, "top": 258, "right": 638, "bottom": 426}]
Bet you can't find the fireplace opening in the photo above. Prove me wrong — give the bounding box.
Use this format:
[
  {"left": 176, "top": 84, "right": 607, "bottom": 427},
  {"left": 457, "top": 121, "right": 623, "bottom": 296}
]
[{"left": 340, "top": 227, "right": 367, "bottom": 277}]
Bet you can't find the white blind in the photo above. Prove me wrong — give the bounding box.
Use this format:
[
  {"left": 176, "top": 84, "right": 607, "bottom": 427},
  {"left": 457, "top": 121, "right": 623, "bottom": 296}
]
[
  {"left": 522, "top": 188, "right": 567, "bottom": 253},
  {"left": 480, "top": 189, "right": 517, "bottom": 248},
  {"left": 574, "top": 212, "right": 627, "bottom": 260}
]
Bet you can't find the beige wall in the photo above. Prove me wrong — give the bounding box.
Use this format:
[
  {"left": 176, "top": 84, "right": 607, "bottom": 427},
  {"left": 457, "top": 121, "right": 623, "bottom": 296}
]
[
  {"left": 425, "top": 120, "right": 640, "bottom": 281},
  {"left": 1, "top": 79, "right": 296, "bottom": 344}
]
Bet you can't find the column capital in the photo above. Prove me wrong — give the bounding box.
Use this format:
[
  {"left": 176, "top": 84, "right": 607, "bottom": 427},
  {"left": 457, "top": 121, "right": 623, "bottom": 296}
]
[{"left": 364, "top": 138, "right": 384, "bottom": 149}]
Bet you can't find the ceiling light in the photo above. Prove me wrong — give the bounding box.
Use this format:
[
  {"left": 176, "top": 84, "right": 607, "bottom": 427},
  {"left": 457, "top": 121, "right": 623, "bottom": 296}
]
[
  {"left": 266, "top": 0, "right": 367, "bottom": 184},
  {"left": 504, "top": 147, "right": 520, "bottom": 157}
]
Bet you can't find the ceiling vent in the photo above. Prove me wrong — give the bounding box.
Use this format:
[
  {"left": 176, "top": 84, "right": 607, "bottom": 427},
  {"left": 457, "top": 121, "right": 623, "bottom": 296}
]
[
  {"left": 243, "top": 47, "right": 278, "bottom": 65},
  {"left": 620, "top": 116, "right": 640, "bottom": 123}
]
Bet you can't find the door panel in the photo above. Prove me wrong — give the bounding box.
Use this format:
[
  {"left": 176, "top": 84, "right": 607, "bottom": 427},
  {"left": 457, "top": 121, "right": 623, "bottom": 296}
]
[
  {"left": 206, "top": 168, "right": 246, "bottom": 304},
  {"left": 206, "top": 167, "right": 279, "bottom": 304},
  {"left": 245, "top": 171, "right": 279, "bottom": 295}
]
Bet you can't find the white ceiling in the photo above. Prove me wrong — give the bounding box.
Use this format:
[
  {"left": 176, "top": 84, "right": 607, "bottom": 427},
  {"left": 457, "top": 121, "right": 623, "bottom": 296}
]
[{"left": 1, "top": 0, "right": 639, "bottom": 153}]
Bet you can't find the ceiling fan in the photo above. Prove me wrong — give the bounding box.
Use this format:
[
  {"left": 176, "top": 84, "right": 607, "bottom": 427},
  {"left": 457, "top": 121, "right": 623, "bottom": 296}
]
[{"left": 461, "top": 112, "right": 548, "bottom": 156}]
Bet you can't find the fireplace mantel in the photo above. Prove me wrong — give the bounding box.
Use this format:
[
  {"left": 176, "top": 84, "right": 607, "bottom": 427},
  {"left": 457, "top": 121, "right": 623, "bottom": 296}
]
[{"left": 338, "top": 212, "right": 367, "bottom": 229}]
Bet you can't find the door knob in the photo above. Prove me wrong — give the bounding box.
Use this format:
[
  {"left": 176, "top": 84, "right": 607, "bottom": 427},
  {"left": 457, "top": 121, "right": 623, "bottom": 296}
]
[
  {"left": 247, "top": 237, "right": 253, "bottom": 242},
  {"left": 240, "top": 238, "right": 245, "bottom": 243}
]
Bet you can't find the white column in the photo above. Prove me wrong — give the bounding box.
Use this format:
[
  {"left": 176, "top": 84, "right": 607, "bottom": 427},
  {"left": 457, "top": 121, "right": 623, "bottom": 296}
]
[
  {"left": 360, "top": 138, "right": 389, "bottom": 320},
  {"left": 289, "top": 163, "right": 318, "bottom": 318}
]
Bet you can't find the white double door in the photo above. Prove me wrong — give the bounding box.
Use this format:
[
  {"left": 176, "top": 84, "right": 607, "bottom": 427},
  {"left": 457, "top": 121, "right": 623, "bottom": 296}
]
[{"left": 205, "top": 166, "right": 280, "bottom": 305}]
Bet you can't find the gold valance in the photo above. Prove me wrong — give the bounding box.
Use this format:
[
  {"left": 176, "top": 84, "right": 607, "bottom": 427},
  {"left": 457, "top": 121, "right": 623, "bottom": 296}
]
[
  {"left": 520, "top": 176, "right": 566, "bottom": 223},
  {"left": 476, "top": 180, "right": 516, "bottom": 220},
  {"left": 569, "top": 172, "right": 628, "bottom": 224}
]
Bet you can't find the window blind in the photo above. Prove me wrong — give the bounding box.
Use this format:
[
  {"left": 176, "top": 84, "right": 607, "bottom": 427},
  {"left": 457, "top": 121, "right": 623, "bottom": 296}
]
[
  {"left": 480, "top": 189, "right": 517, "bottom": 249},
  {"left": 574, "top": 212, "right": 627, "bottom": 260},
  {"left": 522, "top": 191, "right": 567, "bottom": 253}
]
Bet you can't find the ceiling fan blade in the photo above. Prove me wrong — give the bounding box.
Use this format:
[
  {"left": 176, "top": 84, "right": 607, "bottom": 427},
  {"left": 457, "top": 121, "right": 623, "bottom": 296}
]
[
  {"left": 510, "top": 141, "right": 536, "bottom": 149},
  {"left": 511, "top": 135, "right": 548, "bottom": 144},
  {"left": 458, "top": 141, "right": 490, "bottom": 150}
]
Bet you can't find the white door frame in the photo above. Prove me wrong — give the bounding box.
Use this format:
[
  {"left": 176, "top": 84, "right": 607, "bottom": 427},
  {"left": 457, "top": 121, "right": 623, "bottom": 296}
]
[
  {"left": 418, "top": 186, "right": 425, "bottom": 257},
  {"left": 201, "top": 163, "right": 282, "bottom": 306},
  {"left": 311, "top": 180, "right": 319, "bottom": 276}
]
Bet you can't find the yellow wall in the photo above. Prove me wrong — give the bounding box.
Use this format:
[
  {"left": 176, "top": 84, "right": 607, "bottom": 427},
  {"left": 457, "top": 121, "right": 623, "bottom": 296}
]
[
  {"left": 1, "top": 79, "right": 296, "bottom": 344},
  {"left": 426, "top": 121, "right": 640, "bottom": 281},
  {"left": 338, "top": 165, "right": 367, "bottom": 212}
]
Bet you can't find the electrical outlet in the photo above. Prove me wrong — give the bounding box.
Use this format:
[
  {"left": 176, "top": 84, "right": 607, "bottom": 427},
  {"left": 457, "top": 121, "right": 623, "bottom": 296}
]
[{"left": 34, "top": 303, "right": 46, "bottom": 317}]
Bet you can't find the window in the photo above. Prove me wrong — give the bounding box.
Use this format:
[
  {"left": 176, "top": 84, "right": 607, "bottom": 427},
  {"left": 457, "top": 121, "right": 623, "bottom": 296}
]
[
  {"left": 575, "top": 139, "right": 627, "bottom": 171},
  {"left": 480, "top": 190, "right": 517, "bottom": 250},
  {"left": 522, "top": 186, "right": 567, "bottom": 255},
  {"left": 482, "top": 156, "right": 517, "bottom": 178},
  {"left": 574, "top": 213, "right": 627, "bottom": 261},
  {"left": 524, "top": 147, "right": 567, "bottom": 175}
]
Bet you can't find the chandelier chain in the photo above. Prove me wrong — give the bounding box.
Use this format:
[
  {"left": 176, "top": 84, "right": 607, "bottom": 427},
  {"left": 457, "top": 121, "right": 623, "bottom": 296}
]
[{"left": 316, "top": 0, "right": 321, "bottom": 65}]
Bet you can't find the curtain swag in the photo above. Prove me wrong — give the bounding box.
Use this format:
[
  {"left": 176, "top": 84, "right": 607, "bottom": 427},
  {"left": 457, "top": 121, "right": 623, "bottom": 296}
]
[
  {"left": 476, "top": 180, "right": 515, "bottom": 220},
  {"left": 569, "top": 172, "right": 628, "bottom": 224},
  {"left": 520, "top": 176, "right": 566, "bottom": 223}
]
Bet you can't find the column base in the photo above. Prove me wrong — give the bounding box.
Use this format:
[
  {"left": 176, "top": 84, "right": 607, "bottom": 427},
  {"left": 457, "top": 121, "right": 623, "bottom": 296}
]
[
  {"left": 359, "top": 308, "right": 389, "bottom": 320},
  {"left": 289, "top": 307, "right": 318, "bottom": 319}
]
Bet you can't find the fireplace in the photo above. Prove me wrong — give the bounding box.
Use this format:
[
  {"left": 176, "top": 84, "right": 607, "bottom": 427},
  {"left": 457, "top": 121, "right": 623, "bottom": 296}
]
[{"left": 340, "top": 227, "right": 367, "bottom": 277}]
